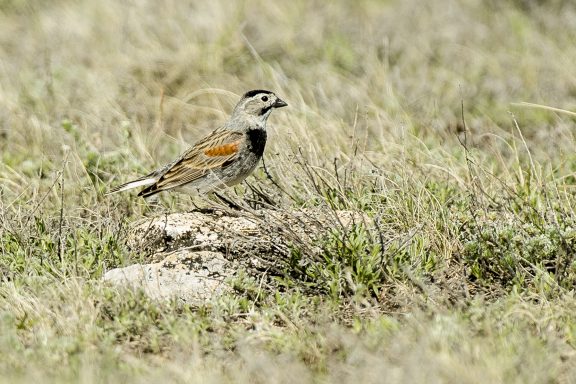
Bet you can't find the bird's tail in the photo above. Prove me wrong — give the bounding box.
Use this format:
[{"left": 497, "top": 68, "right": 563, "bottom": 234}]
[{"left": 105, "top": 176, "right": 157, "bottom": 195}]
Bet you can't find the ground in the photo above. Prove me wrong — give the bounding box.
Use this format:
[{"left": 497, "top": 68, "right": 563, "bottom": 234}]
[{"left": 1, "top": 0, "right": 576, "bottom": 382}]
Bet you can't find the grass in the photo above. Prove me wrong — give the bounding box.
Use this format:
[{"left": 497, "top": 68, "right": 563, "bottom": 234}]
[{"left": 2, "top": 0, "right": 576, "bottom": 382}]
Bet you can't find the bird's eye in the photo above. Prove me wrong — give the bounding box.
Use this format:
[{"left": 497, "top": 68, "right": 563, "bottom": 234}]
[{"left": 261, "top": 96, "right": 268, "bottom": 102}]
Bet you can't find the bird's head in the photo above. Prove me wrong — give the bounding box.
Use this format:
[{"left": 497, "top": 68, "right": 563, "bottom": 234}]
[{"left": 232, "top": 90, "right": 287, "bottom": 122}]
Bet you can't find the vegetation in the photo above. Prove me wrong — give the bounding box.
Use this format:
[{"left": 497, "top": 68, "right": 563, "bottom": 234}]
[{"left": 1, "top": 0, "right": 576, "bottom": 382}]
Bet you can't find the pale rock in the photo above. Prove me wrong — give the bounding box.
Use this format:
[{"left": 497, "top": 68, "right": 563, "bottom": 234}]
[
  {"left": 104, "top": 250, "right": 231, "bottom": 302},
  {"left": 105, "top": 208, "right": 369, "bottom": 302}
]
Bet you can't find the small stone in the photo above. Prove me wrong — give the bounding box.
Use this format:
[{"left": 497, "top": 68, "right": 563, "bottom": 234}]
[
  {"left": 115, "top": 208, "right": 370, "bottom": 301},
  {"left": 104, "top": 250, "right": 232, "bottom": 303}
]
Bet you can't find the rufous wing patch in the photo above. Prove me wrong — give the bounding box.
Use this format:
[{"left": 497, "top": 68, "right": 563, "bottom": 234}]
[{"left": 203, "top": 142, "right": 239, "bottom": 157}]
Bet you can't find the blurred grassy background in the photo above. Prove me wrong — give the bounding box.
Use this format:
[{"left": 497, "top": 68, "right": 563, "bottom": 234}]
[{"left": 2, "top": 0, "right": 576, "bottom": 382}]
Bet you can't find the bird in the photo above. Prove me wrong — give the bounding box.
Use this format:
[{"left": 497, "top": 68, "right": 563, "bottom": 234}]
[{"left": 107, "top": 89, "right": 287, "bottom": 198}]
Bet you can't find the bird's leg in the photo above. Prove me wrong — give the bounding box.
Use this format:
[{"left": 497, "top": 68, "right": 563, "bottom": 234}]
[
  {"left": 213, "top": 191, "right": 243, "bottom": 210},
  {"left": 188, "top": 197, "right": 210, "bottom": 214}
]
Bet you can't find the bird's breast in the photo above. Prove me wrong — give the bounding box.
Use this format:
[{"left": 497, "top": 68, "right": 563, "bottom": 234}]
[{"left": 246, "top": 129, "right": 267, "bottom": 157}]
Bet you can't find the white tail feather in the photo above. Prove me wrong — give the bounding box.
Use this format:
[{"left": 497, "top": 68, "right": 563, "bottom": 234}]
[{"left": 106, "top": 177, "right": 156, "bottom": 195}]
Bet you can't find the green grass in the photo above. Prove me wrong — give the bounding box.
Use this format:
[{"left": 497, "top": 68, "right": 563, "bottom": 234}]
[{"left": 2, "top": 0, "right": 576, "bottom": 382}]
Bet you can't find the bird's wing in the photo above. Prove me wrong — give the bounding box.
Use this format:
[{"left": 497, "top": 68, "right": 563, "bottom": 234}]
[{"left": 138, "top": 129, "right": 244, "bottom": 197}]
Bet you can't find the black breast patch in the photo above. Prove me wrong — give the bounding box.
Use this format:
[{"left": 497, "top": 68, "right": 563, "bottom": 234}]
[{"left": 246, "top": 129, "right": 267, "bottom": 157}]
